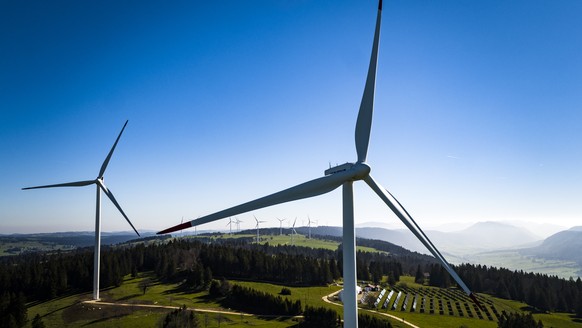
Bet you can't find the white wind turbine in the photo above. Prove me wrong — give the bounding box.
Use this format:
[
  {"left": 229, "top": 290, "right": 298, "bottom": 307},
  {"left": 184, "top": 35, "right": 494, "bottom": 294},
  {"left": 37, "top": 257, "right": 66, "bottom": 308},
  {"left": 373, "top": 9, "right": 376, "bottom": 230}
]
[
  {"left": 277, "top": 217, "right": 286, "bottom": 236},
  {"left": 235, "top": 217, "right": 242, "bottom": 232},
  {"left": 158, "top": 1, "right": 480, "bottom": 325},
  {"left": 291, "top": 218, "right": 298, "bottom": 245},
  {"left": 254, "top": 216, "right": 266, "bottom": 243},
  {"left": 227, "top": 217, "right": 233, "bottom": 235},
  {"left": 23, "top": 120, "right": 139, "bottom": 301},
  {"left": 307, "top": 216, "right": 312, "bottom": 239}
]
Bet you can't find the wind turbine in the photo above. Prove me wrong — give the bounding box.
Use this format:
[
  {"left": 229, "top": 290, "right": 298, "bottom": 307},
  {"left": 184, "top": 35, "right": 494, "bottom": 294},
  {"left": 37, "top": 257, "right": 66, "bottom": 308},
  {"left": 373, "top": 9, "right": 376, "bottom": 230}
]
[
  {"left": 157, "top": 1, "right": 479, "bottom": 326},
  {"left": 235, "top": 217, "right": 242, "bottom": 232},
  {"left": 291, "top": 217, "right": 298, "bottom": 245},
  {"left": 307, "top": 216, "right": 312, "bottom": 239},
  {"left": 23, "top": 120, "right": 139, "bottom": 301},
  {"left": 227, "top": 217, "right": 233, "bottom": 235},
  {"left": 254, "top": 216, "right": 266, "bottom": 243},
  {"left": 277, "top": 217, "right": 286, "bottom": 236}
]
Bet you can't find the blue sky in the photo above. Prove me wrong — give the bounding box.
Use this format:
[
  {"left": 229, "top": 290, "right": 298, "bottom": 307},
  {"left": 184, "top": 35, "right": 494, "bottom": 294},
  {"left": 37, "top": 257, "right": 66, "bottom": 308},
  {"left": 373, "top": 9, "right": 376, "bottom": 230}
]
[{"left": 1, "top": 0, "right": 581, "bottom": 234}]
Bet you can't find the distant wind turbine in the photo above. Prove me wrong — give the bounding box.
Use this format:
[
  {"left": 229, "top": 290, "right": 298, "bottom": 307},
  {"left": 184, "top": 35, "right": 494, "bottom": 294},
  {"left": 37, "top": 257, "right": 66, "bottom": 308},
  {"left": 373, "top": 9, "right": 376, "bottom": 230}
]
[
  {"left": 291, "top": 218, "right": 298, "bottom": 245},
  {"left": 277, "top": 217, "right": 286, "bottom": 236},
  {"left": 157, "top": 1, "right": 479, "bottom": 326},
  {"left": 23, "top": 120, "right": 139, "bottom": 301},
  {"left": 254, "top": 216, "right": 266, "bottom": 243},
  {"left": 235, "top": 217, "right": 242, "bottom": 232},
  {"left": 227, "top": 217, "right": 233, "bottom": 235}
]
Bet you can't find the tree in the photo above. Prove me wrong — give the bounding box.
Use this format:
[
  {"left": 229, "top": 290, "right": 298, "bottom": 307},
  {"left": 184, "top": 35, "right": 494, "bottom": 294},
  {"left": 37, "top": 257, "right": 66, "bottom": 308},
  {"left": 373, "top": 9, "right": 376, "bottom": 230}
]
[
  {"left": 280, "top": 287, "right": 292, "bottom": 295},
  {"left": 31, "top": 314, "right": 46, "bottom": 328},
  {"left": 0, "top": 293, "right": 27, "bottom": 328},
  {"left": 302, "top": 306, "right": 339, "bottom": 327},
  {"left": 575, "top": 294, "right": 582, "bottom": 318},
  {"left": 497, "top": 311, "right": 543, "bottom": 328},
  {"left": 158, "top": 305, "right": 199, "bottom": 328},
  {"left": 138, "top": 278, "right": 153, "bottom": 295},
  {"left": 414, "top": 265, "right": 424, "bottom": 284},
  {"left": 358, "top": 312, "right": 392, "bottom": 328}
]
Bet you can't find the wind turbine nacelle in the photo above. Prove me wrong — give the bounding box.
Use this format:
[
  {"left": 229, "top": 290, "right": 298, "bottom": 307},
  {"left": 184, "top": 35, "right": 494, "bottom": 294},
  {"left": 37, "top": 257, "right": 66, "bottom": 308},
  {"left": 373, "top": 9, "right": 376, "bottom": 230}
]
[{"left": 325, "top": 163, "right": 354, "bottom": 176}]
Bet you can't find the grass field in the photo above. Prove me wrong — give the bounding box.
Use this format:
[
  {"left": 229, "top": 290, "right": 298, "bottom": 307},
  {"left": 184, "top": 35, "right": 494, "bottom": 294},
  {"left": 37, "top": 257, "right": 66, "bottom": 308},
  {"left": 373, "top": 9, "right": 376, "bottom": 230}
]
[
  {"left": 0, "top": 239, "right": 75, "bottom": 256},
  {"left": 193, "top": 233, "right": 387, "bottom": 254},
  {"left": 465, "top": 250, "right": 582, "bottom": 280},
  {"left": 19, "top": 233, "right": 582, "bottom": 327},
  {"left": 25, "top": 272, "right": 582, "bottom": 328},
  {"left": 26, "top": 274, "right": 299, "bottom": 327}
]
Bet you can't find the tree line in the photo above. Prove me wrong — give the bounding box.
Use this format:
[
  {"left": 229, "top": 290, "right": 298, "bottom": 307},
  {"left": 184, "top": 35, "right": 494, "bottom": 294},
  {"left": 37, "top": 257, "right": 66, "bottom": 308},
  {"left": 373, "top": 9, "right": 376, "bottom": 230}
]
[{"left": 3, "top": 233, "right": 582, "bottom": 323}]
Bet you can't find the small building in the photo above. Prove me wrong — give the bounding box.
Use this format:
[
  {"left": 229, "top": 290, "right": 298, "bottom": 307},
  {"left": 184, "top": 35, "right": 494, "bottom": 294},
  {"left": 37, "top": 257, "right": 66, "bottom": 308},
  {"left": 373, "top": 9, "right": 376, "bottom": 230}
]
[
  {"left": 338, "top": 286, "right": 363, "bottom": 301},
  {"left": 364, "top": 284, "right": 380, "bottom": 292}
]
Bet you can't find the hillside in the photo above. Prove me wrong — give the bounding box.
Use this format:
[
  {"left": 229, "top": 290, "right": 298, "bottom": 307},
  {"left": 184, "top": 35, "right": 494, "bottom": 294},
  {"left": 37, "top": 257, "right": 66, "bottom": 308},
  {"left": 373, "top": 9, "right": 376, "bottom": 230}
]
[
  {"left": 520, "top": 227, "right": 582, "bottom": 264},
  {"left": 306, "top": 222, "right": 542, "bottom": 256},
  {"left": 0, "top": 231, "right": 157, "bottom": 256},
  {"left": 7, "top": 232, "right": 582, "bottom": 328}
]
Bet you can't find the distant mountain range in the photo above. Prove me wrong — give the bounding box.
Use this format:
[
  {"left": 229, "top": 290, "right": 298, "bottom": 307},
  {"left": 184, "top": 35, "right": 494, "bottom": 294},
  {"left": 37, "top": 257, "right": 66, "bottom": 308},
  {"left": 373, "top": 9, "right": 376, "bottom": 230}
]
[
  {"left": 306, "top": 221, "right": 543, "bottom": 256},
  {"left": 307, "top": 222, "right": 582, "bottom": 278},
  {"left": 0, "top": 231, "right": 156, "bottom": 249},
  {"left": 519, "top": 226, "right": 582, "bottom": 265}
]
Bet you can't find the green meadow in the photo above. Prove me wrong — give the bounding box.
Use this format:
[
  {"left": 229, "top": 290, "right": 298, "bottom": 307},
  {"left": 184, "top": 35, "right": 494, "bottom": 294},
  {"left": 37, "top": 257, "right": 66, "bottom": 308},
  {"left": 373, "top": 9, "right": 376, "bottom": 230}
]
[
  {"left": 18, "top": 233, "right": 582, "bottom": 327},
  {"left": 25, "top": 272, "right": 582, "bottom": 328}
]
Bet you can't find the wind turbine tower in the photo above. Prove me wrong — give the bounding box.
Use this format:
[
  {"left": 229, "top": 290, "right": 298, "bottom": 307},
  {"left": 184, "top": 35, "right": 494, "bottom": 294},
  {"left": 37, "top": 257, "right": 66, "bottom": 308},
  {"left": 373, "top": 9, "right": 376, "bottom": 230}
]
[
  {"left": 277, "top": 217, "right": 286, "bottom": 236},
  {"left": 158, "top": 1, "right": 480, "bottom": 326},
  {"left": 23, "top": 120, "right": 139, "bottom": 301},
  {"left": 291, "top": 218, "right": 298, "bottom": 245},
  {"left": 254, "top": 216, "right": 266, "bottom": 243},
  {"left": 235, "top": 217, "right": 242, "bottom": 232},
  {"left": 227, "top": 217, "right": 233, "bottom": 235}
]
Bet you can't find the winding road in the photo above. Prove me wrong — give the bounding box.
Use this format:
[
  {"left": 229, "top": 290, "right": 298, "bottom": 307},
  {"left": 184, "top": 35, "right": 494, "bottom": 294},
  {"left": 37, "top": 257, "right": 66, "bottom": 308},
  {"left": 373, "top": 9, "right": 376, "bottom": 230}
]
[{"left": 84, "top": 291, "right": 421, "bottom": 327}]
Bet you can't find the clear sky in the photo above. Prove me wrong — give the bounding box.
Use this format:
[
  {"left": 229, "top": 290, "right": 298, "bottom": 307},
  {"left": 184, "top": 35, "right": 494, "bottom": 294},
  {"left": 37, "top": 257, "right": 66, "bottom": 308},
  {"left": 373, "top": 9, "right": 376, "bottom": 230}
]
[{"left": 1, "top": 0, "right": 581, "bottom": 234}]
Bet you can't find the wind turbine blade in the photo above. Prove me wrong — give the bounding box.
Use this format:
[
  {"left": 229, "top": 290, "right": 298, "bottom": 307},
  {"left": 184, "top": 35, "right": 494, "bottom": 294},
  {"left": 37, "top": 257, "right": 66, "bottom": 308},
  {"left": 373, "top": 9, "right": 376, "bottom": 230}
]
[
  {"left": 23, "top": 180, "right": 95, "bottom": 190},
  {"left": 354, "top": 1, "right": 382, "bottom": 163},
  {"left": 98, "top": 120, "right": 128, "bottom": 178},
  {"left": 158, "top": 170, "right": 352, "bottom": 234},
  {"left": 364, "top": 175, "right": 478, "bottom": 302},
  {"left": 98, "top": 182, "right": 140, "bottom": 237}
]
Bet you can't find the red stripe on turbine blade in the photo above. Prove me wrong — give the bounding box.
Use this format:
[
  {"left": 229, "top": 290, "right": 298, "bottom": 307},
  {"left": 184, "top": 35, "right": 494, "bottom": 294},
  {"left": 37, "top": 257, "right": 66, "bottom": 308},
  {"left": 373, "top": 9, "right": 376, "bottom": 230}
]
[{"left": 157, "top": 221, "right": 192, "bottom": 235}]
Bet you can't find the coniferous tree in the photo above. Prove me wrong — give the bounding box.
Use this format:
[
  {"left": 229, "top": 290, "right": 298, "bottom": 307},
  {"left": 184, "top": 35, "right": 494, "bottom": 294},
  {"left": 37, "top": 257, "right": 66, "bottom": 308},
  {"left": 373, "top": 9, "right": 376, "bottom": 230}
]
[
  {"left": 414, "top": 265, "right": 424, "bottom": 284},
  {"left": 31, "top": 314, "right": 46, "bottom": 328},
  {"left": 158, "top": 305, "right": 199, "bottom": 328},
  {"left": 497, "top": 311, "right": 543, "bottom": 328}
]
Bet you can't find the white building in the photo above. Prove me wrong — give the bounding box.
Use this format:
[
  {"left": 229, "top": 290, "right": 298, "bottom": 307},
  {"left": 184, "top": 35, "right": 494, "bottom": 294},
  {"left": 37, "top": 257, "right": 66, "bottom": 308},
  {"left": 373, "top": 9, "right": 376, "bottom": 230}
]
[{"left": 338, "top": 286, "right": 362, "bottom": 302}]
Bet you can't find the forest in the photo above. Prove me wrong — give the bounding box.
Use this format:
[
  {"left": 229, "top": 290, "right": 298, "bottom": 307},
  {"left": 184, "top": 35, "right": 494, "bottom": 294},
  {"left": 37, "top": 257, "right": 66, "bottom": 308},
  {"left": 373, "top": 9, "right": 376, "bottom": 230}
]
[{"left": 2, "top": 233, "right": 582, "bottom": 327}]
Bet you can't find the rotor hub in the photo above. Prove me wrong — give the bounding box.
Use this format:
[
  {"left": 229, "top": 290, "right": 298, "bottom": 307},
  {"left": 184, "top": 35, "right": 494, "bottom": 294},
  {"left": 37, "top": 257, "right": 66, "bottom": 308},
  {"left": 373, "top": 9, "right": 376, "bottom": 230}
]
[{"left": 351, "top": 162, "right": 371, "bottom": 180}]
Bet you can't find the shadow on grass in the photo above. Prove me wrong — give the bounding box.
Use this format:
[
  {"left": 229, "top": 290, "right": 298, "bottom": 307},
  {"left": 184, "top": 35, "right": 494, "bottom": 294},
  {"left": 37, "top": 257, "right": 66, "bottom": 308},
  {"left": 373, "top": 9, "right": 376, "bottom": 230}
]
[
  {"left": 162, "top": 284, "right": 190, "bottom": 295},
  {"left": 161, "top": 283, "right": 210, "bottom": 300},
  {"left": 82, "top": 313, "right": 129, "bottom": 326},
  {"left": 27, "top": 289, "right": 87, "bottom": 308},
  {"left": 194, "top": 294, "right": 219, "bottom": 304},
  {"left": 256, "top": 315, "right": 297, "bottom": 321},
  {"left": 41, "top": 302, "right": 77, "bottom": 318},
  {"left": 116, "top": 293, "right": 142, "bottom": 301},
  {"left": 568, "top": 314, "right": 582, "bottom": 323},
  {"left": 520, "top": 305, "right": 546, "bottom": 314}
]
